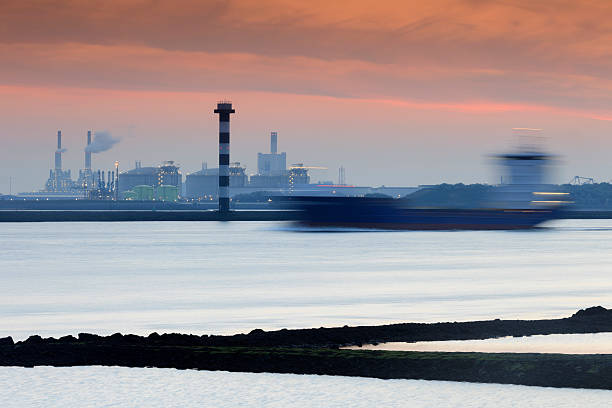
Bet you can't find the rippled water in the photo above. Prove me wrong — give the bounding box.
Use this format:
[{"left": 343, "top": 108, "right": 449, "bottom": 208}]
[
  {"left": 1, "top": 367, "right": 610, "bottom": 408},
  {"left": 1, "top": 219, "right": 612, "bottom": 340},
  {"left": 346, "top": 333, "right": 612, "bottom": 354}
]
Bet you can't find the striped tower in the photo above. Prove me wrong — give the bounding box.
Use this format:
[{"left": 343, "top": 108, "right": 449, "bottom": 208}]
[{"left": 214, "top": 101, "right": 235, "bottom": 212}]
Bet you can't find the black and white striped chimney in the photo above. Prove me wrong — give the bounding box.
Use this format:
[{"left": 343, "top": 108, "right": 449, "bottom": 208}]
[{"left": 214, "top": 101, "right": 235, "bottom": 212}]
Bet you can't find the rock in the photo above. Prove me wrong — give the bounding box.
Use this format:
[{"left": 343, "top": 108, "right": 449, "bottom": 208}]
[
  {"left": 24, "top": 335, "right": 43, "bottom": 344},
  {"left": 78, "top": 333, "right": 101, "bottom": 342},
  {"left": 123, "top": 334, "right": 142, "bottom": 344},
  {"left": 0, "top": 336, "right": 14, "bottom": 346},
  {"left": 572, "top": 306, "right": 610, "bottom": 319},
  {"left": 107, "top": 333, "right": 124, "bottom": 344}
]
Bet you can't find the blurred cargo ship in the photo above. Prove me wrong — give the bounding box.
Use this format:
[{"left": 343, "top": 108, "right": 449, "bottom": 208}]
[
  {"left": 292, "top": 196, "right": 560, "bottom": 230},
  {"left": 291, "top": 144, "right": 568, "bottom": 230}
]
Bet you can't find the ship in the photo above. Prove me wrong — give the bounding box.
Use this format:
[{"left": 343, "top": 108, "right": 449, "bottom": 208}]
[
  {"left": 288, "top": 143, "right": 568, "bottom": 230},
  {"left": 291, "top": 196, "right": 561, "bottom": 230}
]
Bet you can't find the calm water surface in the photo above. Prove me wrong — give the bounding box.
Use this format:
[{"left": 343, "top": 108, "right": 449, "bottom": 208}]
[
  {"left": 347, "top": 332, "right": 612, "bottom": 354},
  {"left": 2, "top": 219, "right": 612, "bottom": 404},
  {"left": 1, "top": 367, "right": 610, "bottom": 408},
  {"left": 1, "top": 219, "right": 611, "bottom": 340}
]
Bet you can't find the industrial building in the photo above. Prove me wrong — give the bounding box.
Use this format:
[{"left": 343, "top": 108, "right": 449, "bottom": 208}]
[
  {"left": 35, "top": 130, "right": 121, "bottom": 200},
  {"left": 123, "top": 184, "right": 179, "bottom": 201},
  {"left": 185, "top": 164, "right": 217, "bottom": 199},
  {"left": 31, "top": 131, "right": 180, "bottom": 201},
  {"left": 119, "top": 161, "right": 182, "bottom": 201},
  {"left": 257, "top": 132, "right": 287, "bottom": 176},
  {"left": 26, "top": 115, "right": 421, "bottom": 203},
  {"left": 250, "top": 132, "right": 290, "bottom": 188},
  {"left": 157, "top": 161, "right": 182, "bottom": 190},
  {"left": 185, "top": 162, "right": 247, "bottom": 199},
  {"left": 184, "top": 132, "right": 382, "bottom": 199},
  {"left": 185, "top": 131, "right": 308, "bottom": 199},
  {"left": 88, "top": 169, "right": 117, "bottom": 200},
  {"left": 288, "top": 164, "right": 311, "bottom": 190},
  {"left": 119, "top": 162, "right": 158, "bottom": 192},
  {"left": 119, "top": 161, "right": 182, "bottom": 193}
]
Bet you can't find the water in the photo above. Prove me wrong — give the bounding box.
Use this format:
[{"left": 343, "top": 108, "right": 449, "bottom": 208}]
[
  {"left": 0, "top": 367, "right": 610, "bottom": 407},
  {"left": 1, "top": 219, "right": 611, "bottom": 340},
  {"left": 2, "top": 219, "right": 612, "bottom": 403},
  {"left": 346, "top": 333, "right": 612, "bottom": 354}
]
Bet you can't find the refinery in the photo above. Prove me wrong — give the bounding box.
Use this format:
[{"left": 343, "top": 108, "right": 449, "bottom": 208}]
[
  {"left": 3, "top": 101, "right": 610, "bottom": 218},
  {"left": 6, "top": 102, "right": 418, "bottom": 203}
]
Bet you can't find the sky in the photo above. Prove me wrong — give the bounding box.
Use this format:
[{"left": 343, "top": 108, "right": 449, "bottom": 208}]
[{"left": 1, "top": 0, "right": 612, "bottom": 193}]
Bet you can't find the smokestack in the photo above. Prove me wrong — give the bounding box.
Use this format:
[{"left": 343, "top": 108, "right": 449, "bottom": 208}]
[
  {"left": 55, "top": 130, "right": 62, "bottom": 171},
  {"left": 85, "top": 130, "right": 92, "bottom": 170},
  {"left": 271, "top": 132, "right": 278, "bottom": 154},
  {"left": 214, "top": 101, "right": 235, "bottom": 212},
  {"left": 115, "top": 161, "right": 119, "bottom": 201}
]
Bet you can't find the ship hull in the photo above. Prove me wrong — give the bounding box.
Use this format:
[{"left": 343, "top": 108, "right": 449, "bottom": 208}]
[{"left": 292, "top": 197, "right": 559, "bottom": 230}]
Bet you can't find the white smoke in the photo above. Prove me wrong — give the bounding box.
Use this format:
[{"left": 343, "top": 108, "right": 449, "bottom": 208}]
[{"left": 86, "top": 131, "right": 120, "bottom": 153}]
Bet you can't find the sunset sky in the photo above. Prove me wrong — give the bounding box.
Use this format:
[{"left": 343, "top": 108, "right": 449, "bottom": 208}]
[{"left": 1, "top": 0, "right": 612, "bottom": 192}]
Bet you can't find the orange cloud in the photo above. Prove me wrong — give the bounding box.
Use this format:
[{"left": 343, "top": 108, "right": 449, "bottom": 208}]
[
  {"left": 1, "top": 40, "right": 612, "bottom": 119},
  {"left": 2, "top": 1, "right": 612, "bottom": 66},
  {"left": 1, "top": 1, "right": 611, "bottom": 97}
]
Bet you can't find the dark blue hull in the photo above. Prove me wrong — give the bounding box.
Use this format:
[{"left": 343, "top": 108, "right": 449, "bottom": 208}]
[{"left": 291, "top": 197, "right": 559, "bottom": 230}]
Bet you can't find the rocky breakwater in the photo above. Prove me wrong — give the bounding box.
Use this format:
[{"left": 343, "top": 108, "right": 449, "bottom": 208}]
[{"left": 2, "top": 306, "right": 612, "bottom": 389}]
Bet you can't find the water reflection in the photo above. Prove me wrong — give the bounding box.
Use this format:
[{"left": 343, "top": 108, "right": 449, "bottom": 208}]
[{"left": 345, "top": 332, "right": 612, "bottom": 354}]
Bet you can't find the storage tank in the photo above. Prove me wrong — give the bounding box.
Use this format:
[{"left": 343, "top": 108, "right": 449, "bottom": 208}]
[
  {"left": 157, "top": 185, "right": 179, "bottom": 202},
  {"left": 133, "top": 185, "right": 155, "bottom": 201}
]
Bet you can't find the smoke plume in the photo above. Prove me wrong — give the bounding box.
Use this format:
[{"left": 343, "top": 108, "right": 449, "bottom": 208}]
[{"left": 86, "top": 131, "right": 120, "bottom": 153}]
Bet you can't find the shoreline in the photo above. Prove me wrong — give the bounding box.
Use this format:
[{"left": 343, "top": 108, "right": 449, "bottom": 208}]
[
  {"left": 0, "top": 209, "right": 297, "bottom": 222},
  {"left": 0, "top": 209, "right": 611, "bottom": 222},
  {"left": 2, "top": 306, "right": 612, "bottom": 389}
]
